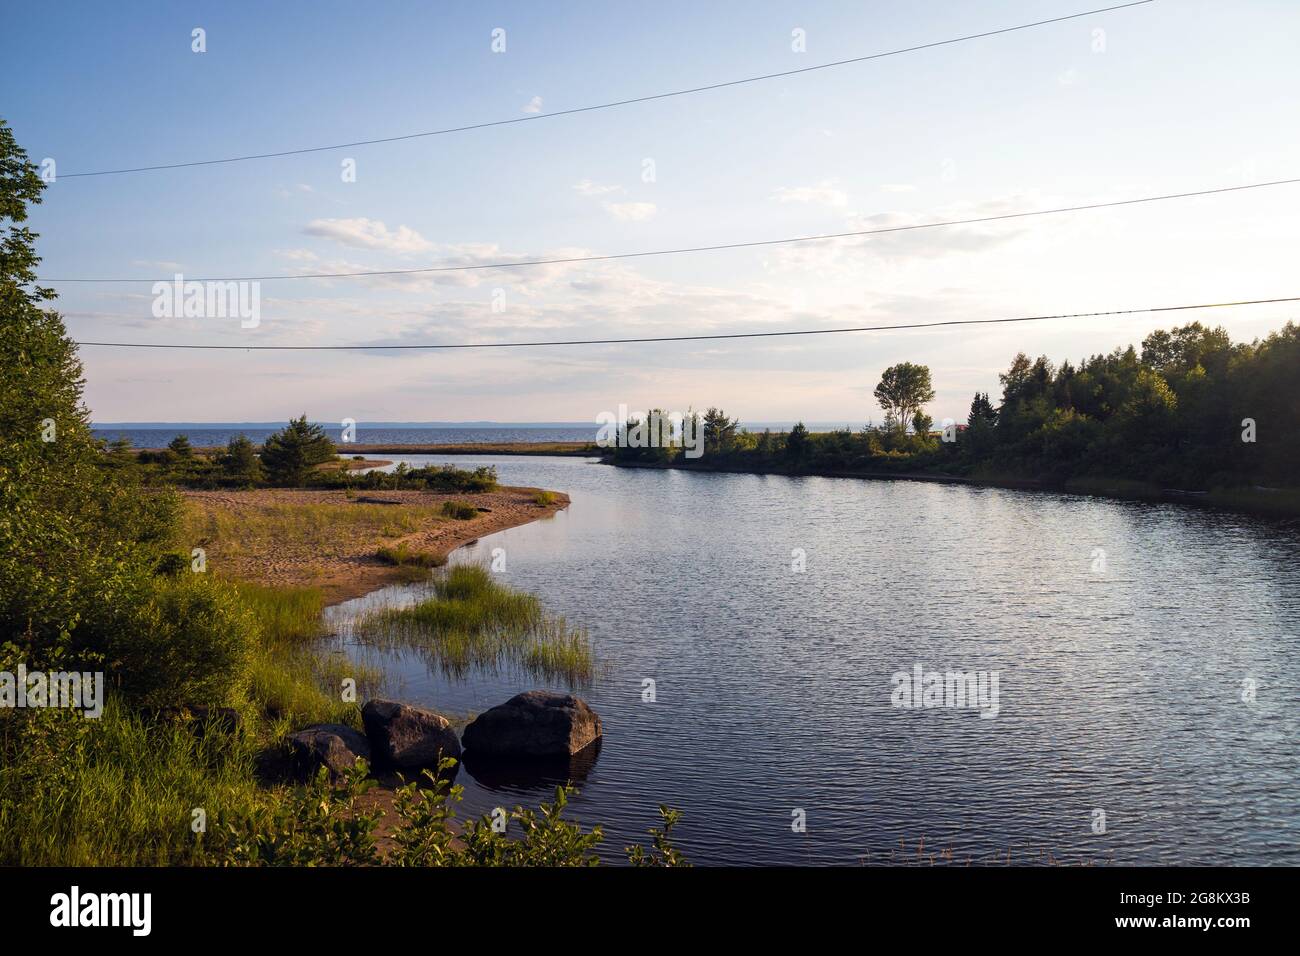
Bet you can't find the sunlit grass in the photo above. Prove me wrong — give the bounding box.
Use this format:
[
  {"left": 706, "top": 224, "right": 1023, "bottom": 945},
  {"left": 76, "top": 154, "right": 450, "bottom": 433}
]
[
  {"left": 355, "top": 565, "right": 594, "bottom": 686},
  {"left": 0, "top": 700, "right": 268, "bottom": 866},
  {"left": 182, "top": 499, "right": 455, "bottom": 561},
  {"left": 231, "top": 582, "right": 380, "bottom": 729}
]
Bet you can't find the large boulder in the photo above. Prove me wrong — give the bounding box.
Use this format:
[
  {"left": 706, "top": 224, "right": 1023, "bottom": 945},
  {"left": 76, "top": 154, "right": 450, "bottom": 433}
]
[
  {"left": 462, "top": 691, "right": 602, "bottom": 758},
  {"left": 287, "top": 724, "right": 371, "bottom": 779},
  {"left": 361, "top": 699, "right": 462, "bottom": 769}
]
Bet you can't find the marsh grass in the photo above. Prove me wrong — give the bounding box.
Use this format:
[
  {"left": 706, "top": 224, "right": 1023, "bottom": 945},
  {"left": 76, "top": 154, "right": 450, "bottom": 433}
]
[
  {"left": 355, "top": 565, "right": 594, "bottom": 686},
  {"left": 532, "top": 489, "right": 557, "bottom": 507},
  {"left": 375, "top": 542, "right": 446, "bottom": 567},
  {"left": 182, "top": 500, "right": 455, "bottom": 561},
  {"left": 234, "top": 583, "right": 380, "bottom": 728},
  {"left": 440, "top": 500, "right": 480, "bottom": 520}
]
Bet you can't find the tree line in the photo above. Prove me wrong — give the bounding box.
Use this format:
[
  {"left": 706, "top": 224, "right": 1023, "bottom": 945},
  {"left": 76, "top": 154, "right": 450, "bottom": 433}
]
[{"left": 607, "top": 322, "right": 1299, "bottom": 491}]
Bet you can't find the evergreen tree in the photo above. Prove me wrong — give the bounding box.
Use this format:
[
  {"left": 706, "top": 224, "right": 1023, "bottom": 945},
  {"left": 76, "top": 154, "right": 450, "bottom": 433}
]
[
  {"left": 260, "top": 415, "right": 337, "bottom": 486},
  {"left": 785, "top": 422, "right": 809, "bottom": 461},
  {"left": 221, "top": 434, "right": 262, "bottom": 484}
]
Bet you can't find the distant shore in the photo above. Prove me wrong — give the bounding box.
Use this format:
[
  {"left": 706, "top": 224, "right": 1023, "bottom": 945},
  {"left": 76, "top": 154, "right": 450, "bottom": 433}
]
[
  {"left": 607, "top": 458, "right": 1300, "bottom": 520},
  {"left": 138, "top": 441, "right": 601, "bottom": 457}
]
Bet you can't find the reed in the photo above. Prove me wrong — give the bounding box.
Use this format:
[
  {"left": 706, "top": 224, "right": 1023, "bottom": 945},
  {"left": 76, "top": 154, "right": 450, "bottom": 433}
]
[{"left": 355, "top": 565, "right": 594, "bottom": 685}]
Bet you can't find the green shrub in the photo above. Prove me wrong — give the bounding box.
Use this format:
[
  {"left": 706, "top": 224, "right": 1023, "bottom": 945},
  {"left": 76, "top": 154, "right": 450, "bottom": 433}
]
[
  {"left": 110, "top": 576, "right": 258, "bottom": 710},
  {"left": 440, "top": 500, "right": 479, "bottom": 520}
]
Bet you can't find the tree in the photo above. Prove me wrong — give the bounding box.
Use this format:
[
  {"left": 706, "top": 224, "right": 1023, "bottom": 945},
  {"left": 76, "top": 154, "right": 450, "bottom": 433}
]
[
  {"left": 874, "top": 363, "right": 935, "bottom": 434},
  {"left": 167, "top": 434, "right": 194, "bottom": 458},
  {"left": 260, "top": 415, "right": 337, "bottom": 485},
  {"left": 701, "top": 407, "right": 739, "bottom": 455},
  {"left": 964, "top": 392, "right": 998, "bottom": 459},
  {"left": 967, "top": 392, "right": 997, "bottom": 429},
  {"left": 785, "top": 422, "right": 809, "bottom": 461},
  {"left": 221, "top": 434, "right": 262, "bottom": 484},
  {"left": 0, "top": 118, "right": 176, "bottom": 666}
]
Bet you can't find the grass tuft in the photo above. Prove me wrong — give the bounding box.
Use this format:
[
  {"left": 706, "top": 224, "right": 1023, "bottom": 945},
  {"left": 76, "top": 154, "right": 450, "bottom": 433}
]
[{"left": 355, "top": 565, "right": 594, "bottom": 685}]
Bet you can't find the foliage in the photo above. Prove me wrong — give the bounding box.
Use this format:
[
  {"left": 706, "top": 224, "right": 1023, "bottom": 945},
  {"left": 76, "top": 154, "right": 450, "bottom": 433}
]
[
  {"left": 874, "top": 362, "right": 936, "bottom": 434},
  {"left": 599, "top": 320, "right": 1300, "bottom": 494},
  {"left": 627, "top": 805, "right": 691, "bottom": 867},
  {"left": 260, "top": 415, "right": 337, "bottom": 486},
  {"left": 440, "top": 500, "right": 480, "bottom": 520}
]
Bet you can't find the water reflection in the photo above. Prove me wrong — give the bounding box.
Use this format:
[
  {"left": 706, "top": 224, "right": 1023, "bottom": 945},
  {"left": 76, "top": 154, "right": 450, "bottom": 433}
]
[{"left": 327, "top": 455, "right": 1300, "bottom": 865}]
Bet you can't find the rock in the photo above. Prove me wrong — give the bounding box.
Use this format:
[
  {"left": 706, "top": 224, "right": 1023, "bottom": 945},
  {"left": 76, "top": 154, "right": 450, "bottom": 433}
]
[
  {"left": 462, "top": 691, "right": 602, "bottom": 758},
  {"left": 287, "top": 724, "right": 371, "bottom": 779},
  {"left": 361, "top": 699, "right": 462, "bottom": 769}
]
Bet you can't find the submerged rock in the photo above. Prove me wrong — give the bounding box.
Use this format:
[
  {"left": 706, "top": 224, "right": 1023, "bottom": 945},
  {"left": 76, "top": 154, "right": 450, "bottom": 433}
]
[
  {"left": 361, "top": 698, "right": 462, "bottom": 769},
  {"left": 462, "top": 691, "right": 602, "bottom": 758},
  {"left": 287, "top": 723, "right": 371, "bottom": 779}
]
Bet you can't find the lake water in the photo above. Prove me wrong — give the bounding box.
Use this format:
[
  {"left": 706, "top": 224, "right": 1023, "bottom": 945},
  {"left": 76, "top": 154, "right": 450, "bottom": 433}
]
[{"left": 324, "top": 454, "right": 1300, "bottom": 866}]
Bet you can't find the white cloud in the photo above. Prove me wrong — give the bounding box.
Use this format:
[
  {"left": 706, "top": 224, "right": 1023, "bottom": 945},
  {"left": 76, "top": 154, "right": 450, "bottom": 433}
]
[
  {"left": 772, "top": 180, "right": 848, "bottom": 207},
  {"left": 573, "top": 179, "right": 622, "bottom": 197},
  {"left": 522, "top": 95, "right": 543, "bottom": 114},
  {"left": 303, "top": 218, "right": 433, "bottom": 255},
  {"left": 880, "top": 183, "right": 917, "bottom": 194},
  {"left": 603, "top": 201, "right": 657, "bottom": 222}
]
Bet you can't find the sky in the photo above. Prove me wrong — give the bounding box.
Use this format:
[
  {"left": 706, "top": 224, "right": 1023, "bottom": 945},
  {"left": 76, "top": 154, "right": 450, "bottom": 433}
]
[{"left": 3, "top": 0, "right": 1299, "bottom": 426}]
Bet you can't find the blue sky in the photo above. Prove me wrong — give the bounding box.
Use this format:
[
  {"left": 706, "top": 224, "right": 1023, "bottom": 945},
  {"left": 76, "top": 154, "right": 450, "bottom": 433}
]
[{"left": 4, "top": 0, "right": 1299, "bottom": 425}]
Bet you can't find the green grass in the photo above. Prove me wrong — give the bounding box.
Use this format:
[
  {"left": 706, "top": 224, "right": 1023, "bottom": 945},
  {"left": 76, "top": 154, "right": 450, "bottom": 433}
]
[
  {"left": 182, "top": 499, "right": 455, "bottom": 562},
  {"left": 532, "top": 489, "right": 557, "bottom": 506},
  {"left": 355, "top": 565, "right": 594, "bottom": 685},
  {"left": 233, "top": 582, "right": 379, "bottom": 730},
  {"left": 375, "top": 542, "right": 446, "bottom": 568},
  {"left": 440, "top": 500, "right": 480, "bottom": 520},
  {"left": 0, "top": 699, "right": 266, "bottom": 866},
  {"left": 0, "top": 579, "right": 388, "bottom": 866}
]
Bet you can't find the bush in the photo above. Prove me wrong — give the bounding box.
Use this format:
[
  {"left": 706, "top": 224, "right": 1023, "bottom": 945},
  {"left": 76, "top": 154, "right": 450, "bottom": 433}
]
[
  {"left": 109, "top": 577, "right": 258, "bottom": 710},
  {"left": 440, "top": 500, "right": 479, "bottom": 520}
]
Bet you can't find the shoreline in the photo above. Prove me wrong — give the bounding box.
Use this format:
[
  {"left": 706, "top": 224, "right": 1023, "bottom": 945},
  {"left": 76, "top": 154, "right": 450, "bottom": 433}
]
[
  {"left": 139, "top": 441, "right": 600, "bottom": 457},
  {"left": 606, "top": 459, "right": 1300, "bottom": 520},
  {"left": 182, "top": 485, "right": 570, "bottom": 606}
]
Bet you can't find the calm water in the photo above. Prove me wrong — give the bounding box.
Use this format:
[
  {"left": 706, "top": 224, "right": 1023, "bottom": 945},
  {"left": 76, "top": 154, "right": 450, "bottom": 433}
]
[{"left": 325, "top": 455, "right": 1300, "bottom": 866}]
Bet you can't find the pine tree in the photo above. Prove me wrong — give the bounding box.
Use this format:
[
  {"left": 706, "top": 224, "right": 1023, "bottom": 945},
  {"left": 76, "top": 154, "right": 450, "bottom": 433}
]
[{"left": 260, "top": 415, "right": 337, "bottom": 486}]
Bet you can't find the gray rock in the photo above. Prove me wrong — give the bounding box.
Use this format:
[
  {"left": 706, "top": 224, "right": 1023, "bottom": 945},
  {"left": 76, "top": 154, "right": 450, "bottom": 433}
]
[
  {"left": 287, "top": 724, "right": 371, "bottom": 779},
  {"left": 462, "top": 691, "right": 602, "bottom": 757},
  {"left": 361, "top": 699, "right": 462, "bottom": 769}
]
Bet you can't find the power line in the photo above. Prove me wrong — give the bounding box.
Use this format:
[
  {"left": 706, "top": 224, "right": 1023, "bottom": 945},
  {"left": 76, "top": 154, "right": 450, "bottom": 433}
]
[
  {"left": 42, "top": 176, "right": 1300, "bottom": 283},
  {"left": 55, "top": 1, "right": 1155, "bottom": 179},
  {"left": 72, "top": 295, "right": 1300, "bottom": 351}
]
